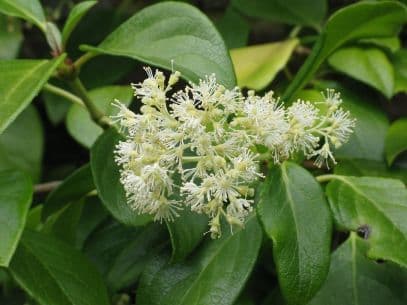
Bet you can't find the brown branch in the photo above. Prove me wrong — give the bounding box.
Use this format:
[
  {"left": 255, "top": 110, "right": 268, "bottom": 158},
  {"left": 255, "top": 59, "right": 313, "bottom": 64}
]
[{"left": 34, "top": 181, "right": 62, "bottom": 193}]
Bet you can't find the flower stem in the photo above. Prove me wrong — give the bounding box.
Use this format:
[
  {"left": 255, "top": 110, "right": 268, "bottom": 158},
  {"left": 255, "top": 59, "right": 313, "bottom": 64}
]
[
  {"left": 315, "top": 174, "right": 338, "bottom": 183},
  {"left": 68, "top": 77, "right": 111, "bottom": 129},
  {"left": 43, "top": 83, "right": 85, "bottom": 108}
]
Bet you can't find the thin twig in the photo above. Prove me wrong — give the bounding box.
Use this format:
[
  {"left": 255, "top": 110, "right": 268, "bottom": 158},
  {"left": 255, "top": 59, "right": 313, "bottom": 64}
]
[
  {"left": 34, "top": 181, "right": 62, "bottom": 193},
  {"left": 43, "top": 83, "right": 85, "bottom": 107}
]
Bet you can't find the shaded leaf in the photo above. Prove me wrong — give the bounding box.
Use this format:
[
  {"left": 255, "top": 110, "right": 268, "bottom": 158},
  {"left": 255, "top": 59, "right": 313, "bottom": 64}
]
[
  {"left": 328, "top": 47, "right": 394, "bottom": 98},
  {"left": 90, "top": 128, "right": 152, "bottom": 226},
  {"left": 9, "top": 230, "right": 110, "bottom": 305},
  {"left": 81, "top": 2, "right": 236, "bottom": 88},
  {"left": 43, "top": 163, "right": 94, "bottom": 221},
  {"left": 392, "top": 49, "right": 407, "bottom": 93},
  {"left": 0, "top": 105, "right": 43, "bottom": 182},
  {"left": 231, "top": 39, "right": 298, "bottom": 90},
  {"left": 216, "top": 7, "right": 250, "bottom": 49},
  {"left": 66, "top": 85, "right": 132, "bottom": 148},
  {"left": 231, "top": 0, "right": 326, "bottom": 29},
  {"left": 385, "top": 118, "right": 407, "bottom": 165},
  {"left": 326, "top": 175, "right": 407, "bottom": 267},
  {"left": 137, "top": 214, "right": 262, "bottom": 305},
  {"left": 166, "top": 208, "right": 208, "bottom": 263},
  {"left": 0, "top": 56, "right": 65, "bottom": 133},
  {"left": 283, "top": 1, "right": 407, "bottom": 101},
  {"left": 308, "top": 234, "right": 407, "bottom": 305},
  {"left": 84, "top": 219, "right": 142, "bottom": 276},
  {"left": 334, "top": 158, "right": 407, "bottom": 185},
  {"left": 0, "top": 170, "right": 32, "bottom": 267},
  {"left": 257, "top": 162, "right": 331, "bottom": 305},
  {"left": 62, "top": 1, "right": 97, "bottom": 46},
  {"left": 106, "top": 223, "right": 168, "bottom": 291}
]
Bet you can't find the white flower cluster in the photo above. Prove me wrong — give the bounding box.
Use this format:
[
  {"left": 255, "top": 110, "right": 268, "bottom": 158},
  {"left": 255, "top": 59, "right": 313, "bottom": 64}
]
[{"left": 113, "top": 67, "right": 355, "bottom": 238}]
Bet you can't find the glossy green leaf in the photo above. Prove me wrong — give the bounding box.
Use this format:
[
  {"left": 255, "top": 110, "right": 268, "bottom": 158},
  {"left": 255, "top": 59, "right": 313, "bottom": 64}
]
[
  {"left": 257, "top": 162, "right": 331, "bottom": 305},
  {"left": 0, "top": 56, "right": 65, "bottom": 133},
  {"left": 0, "top": 15, "right": 22, "bottom": 59},
  {"left": 9, "top": 230, "right": 110, "bottom": 305},
  {"left": 66, "top": 85, "right": 132, "bottom": 148},
  {"left": 328, "top": 47, "right": 394, "bottom": 98},
  {"left": 334, "top": 159, "right": 407, "bottom": 185},
  {"left": 385, "top": 118, "right": 407, "bottom": 165},
  {"left": 0, "top": 0, "right": 46, "bottom": 31},
  {"left": 166, "top": 208, "right": 208, "bottom": 263},
  {"left": 137, "top": 214, "right": 262, "bottom": 305},
  {"left": 81, "top": 2, "right": 236, "bottom": 88},
  {"left": 231, "top": 39, "right": 298, "bottom": 90},
  {"left": 90, "top": 128, "right": 152, "bottom": 226},
  {"left": 0, "top": 105, "right": 43, "bottom": 182},
  {"left": 283, "top": 1, "right": 407, "bottom": 101},
  {"left": 216, "top": 7, "right": 249, "bottom": 49},
  {"left": 231, "top": 0, "right": 327, "bottom": 29},
  {"left": 308, "top": 234, "right": 407, "bottom": 305},
  {"left": 62, "top": 1, "right": 97, "bottom": 46},
  {"left": 43, "top": 164, "right": 94, "bottom": 221},
  {"left": 106, "top": 223, "right": 168, "bottom": 291},
  {"left": 392, "top": 49, "right": 407, "bottom": 93},
  {"left": 0, "top": 170, "right": 32, "bottom": 267},
  {"left": 326, "top": 175, "right": 407, "bottom": 267}
]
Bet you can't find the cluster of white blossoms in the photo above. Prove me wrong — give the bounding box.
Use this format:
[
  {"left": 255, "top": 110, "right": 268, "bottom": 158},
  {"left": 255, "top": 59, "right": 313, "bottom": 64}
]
[{"left": 112, "top": 67, "right": 355, "bottom": 238}]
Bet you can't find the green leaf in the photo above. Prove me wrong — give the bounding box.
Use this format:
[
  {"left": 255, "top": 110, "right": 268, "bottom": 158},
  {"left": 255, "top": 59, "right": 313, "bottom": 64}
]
[
  {"left": 0, "top": 170, "right": 32, "bottom": 267},
  {"left": 81, "top": 2, "right": 236, "bottom": 88},
  {"left": 166, "top": 208, "right": 208, "bottom": 263},
  {"left": 43, "top": 90, "right": 71, "bottom": 125},
  {"left": 9, "top": 230, "right": 110, "bottom": 305},
  {"left": 0, "top": 0, "right": 46, "bottom": 31},
  {"left": 231, "top": 39, "right": 298, "bottom": 90},
  {"left": 106, "top": 223, "right": 168, "bottom": 291},
  {"left": 326, "top": 175, "right": 407, "bottom": 267},
  {"left": 45, "top": 199, "right": 85, "bottom": 245},
  {"left": 392, "top": 49, "right": 407, "bottom": 93},
  {"left": 328, "top": 47, "right": 394, "bottom": 98},
  {"left": 385, "top": 118, "right": 407, "bottom": 165},
  {"left": 0, "top": 15, "right": 22, "bottom": 59},
  {"left": 137, "top": 214, "right": 262, "bottom": 305},
  {"left": 84, "top": 219, "right": 143, "bottom": 276},
  {"left": 231, "top": 0, "right": 327, "bottom": 29},
  {"left": 75, "top": 196, "right": 109, "bottom": 249},
  {"left": 359, "top": 37, "right": 401, "bottom": 53},
  {"left": 43, "top": 164, "right": 94, "bottom": 221},
  {"left": 66, "top": 85, "right": 133, "bottom": 148},
  {"left": 257, "top": 162, "right": 332, "bottom": 305},
  {"left": 334, "top": 159, "right": 407, "bottom": 185},
  {"left": 308, "top": 234, "right": 407, "bottom": 305},
  {"left": 283, "top": 1, "right": 407, "bottom": 101},
  {"left": 62, "top": 1, "right": 97, "bottom": 46},
  {"left": 216, "top": 7, "right": 250, "bottom": 49},
  {"left": 0, "top": 56, "right": 65, "bottom": 133},
  {"left": 90, "top": 128, "right": 152, "bottom": 226},
  {"left": 0, "top": 105, "right": 43, "bottom": 182}
]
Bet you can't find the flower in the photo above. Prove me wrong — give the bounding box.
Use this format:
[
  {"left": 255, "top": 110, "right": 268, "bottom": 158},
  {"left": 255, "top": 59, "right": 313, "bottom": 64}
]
[{"left": 112, "top": 68, "right": 355, "bottom": 237}]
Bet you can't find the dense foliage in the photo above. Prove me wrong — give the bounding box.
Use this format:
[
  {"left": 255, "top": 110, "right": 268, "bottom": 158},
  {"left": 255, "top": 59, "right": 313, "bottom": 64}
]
[{"left": 0, "top": 1, "right": 406, "bottom": 305}]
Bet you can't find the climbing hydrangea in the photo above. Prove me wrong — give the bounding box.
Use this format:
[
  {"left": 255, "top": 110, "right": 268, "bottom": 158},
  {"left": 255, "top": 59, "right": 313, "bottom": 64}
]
[{"left": 112, "top": 67, "right": 355, "bottom": 238}]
